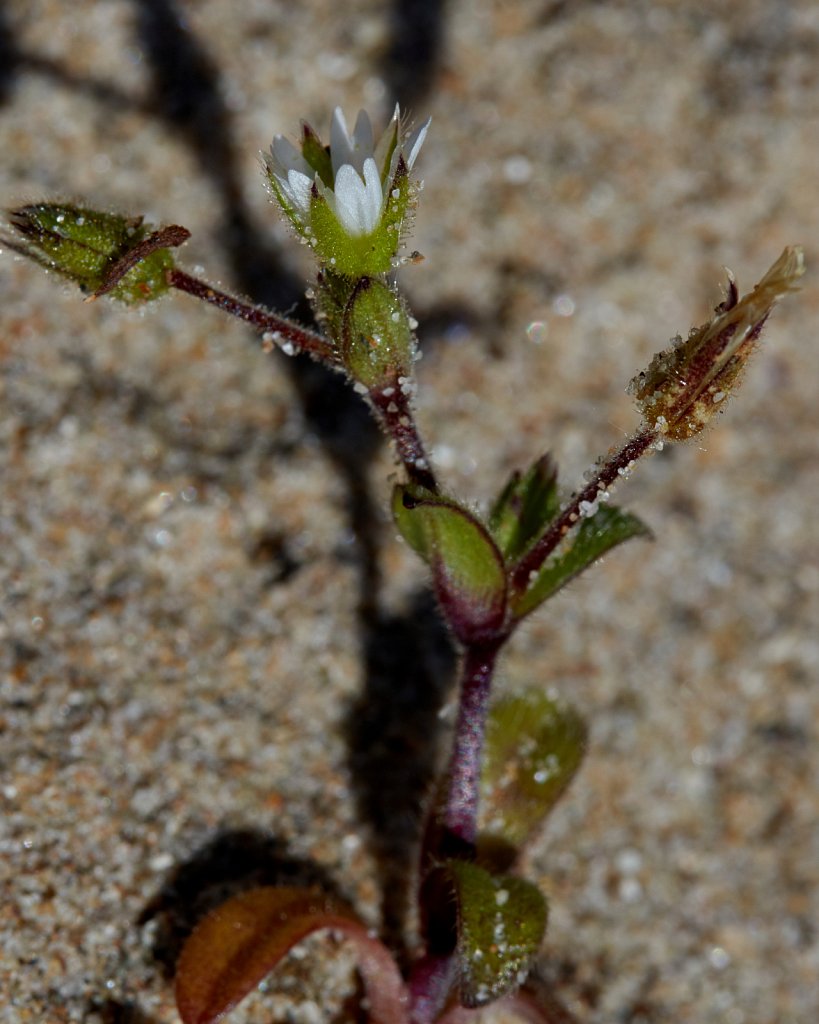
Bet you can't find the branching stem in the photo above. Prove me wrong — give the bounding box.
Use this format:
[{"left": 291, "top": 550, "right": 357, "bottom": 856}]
[
  {"left": 168, "top": 268, "right": 337, "bottom": 363},
  {"left": 510, "top": 427, "right": 657, "bottom": 596}
]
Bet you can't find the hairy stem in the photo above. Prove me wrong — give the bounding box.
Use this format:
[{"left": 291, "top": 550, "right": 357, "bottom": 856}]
[
  {"left": 510, "top": 427, "right": 657, "bottom": 596},
  {"left": 168, "top": 268, "right": 337, "bottom": 362},
  {"left": 369, "top": 383, "right": 438, "bottom": 492},
  {"left": 408, "top": 953, "right": 458, "bottom": 1024},
  {"left": 441, "top": 641, "right": 502, "bottom": 850}
]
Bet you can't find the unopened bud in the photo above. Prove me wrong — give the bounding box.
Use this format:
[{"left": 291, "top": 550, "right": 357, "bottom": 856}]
[
  {"left": 629, "top": 247, "right": 804, "bottom": 441},
  {"left": 341, "top": 277, "right": 416, "bottom": 389},
  {"left": 4, "top": 204, "right": 188, "bottom": 304}
]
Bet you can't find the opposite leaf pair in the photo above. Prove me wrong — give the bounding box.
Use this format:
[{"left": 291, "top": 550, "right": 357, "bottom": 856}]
[
  {"left": 175, "top": 690, "right": 588, "bottom": 1024},
  {"left": 393, "top": 456, "right": 650, "bottom": 647}
]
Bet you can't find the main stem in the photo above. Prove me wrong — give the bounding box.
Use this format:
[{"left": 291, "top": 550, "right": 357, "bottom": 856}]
[{"left": 441, "top": 641, "right": 502, "bottom": 850}]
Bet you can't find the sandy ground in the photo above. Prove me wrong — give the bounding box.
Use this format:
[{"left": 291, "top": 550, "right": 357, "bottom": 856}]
[{"left": 1, "top": 2, "right": 818, "bottom": 1022}]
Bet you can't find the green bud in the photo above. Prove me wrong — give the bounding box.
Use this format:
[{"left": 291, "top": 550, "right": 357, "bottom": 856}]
[
  {"left": 4, "top": 203, "right": 188, "bottom": 304},
  {"left": 341, "top": 277, "right": 415, "bottom": 389}
]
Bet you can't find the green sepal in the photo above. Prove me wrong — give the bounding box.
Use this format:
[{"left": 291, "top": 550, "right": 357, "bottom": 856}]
[
  {"left": 489, "top": 454, "right": 559, "bottom": 562},
  {"left": 300, "top": 122, "right": 333, "bottom": 186},
  {"left": 5, "top": 204, "right": 178, "bottom": 304},
  {"left": 479, "top": 690, "right": 587, "bottom": 858},
  {"left": 446, "top": 860, "right": 548, "bottom": 1008},
  {"left": 393, "top": 485, "right": 508, "bottom": 645},
  {"left": 341, "top": 277, "right": 414, "bottom": 388},
  {"left": 383, "top": 157, "right": 412, "bottom": 243},
  {"left": 511, "top": 505, "right": 651, "bottom": 620},
  {"left": 309, "top": 189, "right": 395, "bottom": 277}
]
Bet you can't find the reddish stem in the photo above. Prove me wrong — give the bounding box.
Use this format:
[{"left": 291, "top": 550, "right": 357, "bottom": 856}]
[
  {"left": 168, "top": 268, "right": 337, "bottom": 363},
  {"left": 408, "top": 953, "right": 458, "bottom": 1024},
  {"left": 441, "top": 642, "right": 502, "bottom": 850},
  {"left": 369, "top": 382, "right": 438, "bottom": 492},
  {"left": 510, "top": 427, "right": 657, "bottom": 597}
]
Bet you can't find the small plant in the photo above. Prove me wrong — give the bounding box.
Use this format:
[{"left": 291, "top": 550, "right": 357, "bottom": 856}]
[{"left": 2, "top": 106, "right": 803, "bottom": 1024}]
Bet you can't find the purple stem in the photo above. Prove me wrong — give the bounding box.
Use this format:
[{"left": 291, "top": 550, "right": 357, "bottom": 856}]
[
  {"left": 442, "top": 642, "right": 502, "bottom": 849},
  {"left": 369, "top": 382, "right": 438, "bottom": 493},
  {"left": 408, "top": 953, "right": 458, "bottom": 1024},
  {"left": 510, "top": 427, "right": 657, "bottom": 597},
  {"left": 168, "top": 268, "right": 337, "bottom": 363}
]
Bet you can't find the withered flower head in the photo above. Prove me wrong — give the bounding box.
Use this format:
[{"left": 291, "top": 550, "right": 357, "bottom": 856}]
[{"left": 629, "top": 246, "right": 805, "bottom": 441}]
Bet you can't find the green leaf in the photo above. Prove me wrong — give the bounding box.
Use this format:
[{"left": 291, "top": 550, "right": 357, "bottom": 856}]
[
  {"left": 511, "top": 505, "right": 651, "bottom": 619},
  {"left": 446, "top": 861, "right": 547, "bottom": 1008},
  {"left": 489, "top": 455, "right": 559, "bottom": 562},
  {"left": 480, "top": 690, "right": 587, "bottom": 856},
  {"left": 393, "top": 485, "right": 507, "bottom": 645},
  {"left": 175, "top": 886, "right": 408, "bottom": 1024}
]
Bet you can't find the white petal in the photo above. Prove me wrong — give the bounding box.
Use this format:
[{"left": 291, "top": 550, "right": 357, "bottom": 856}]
[
  {"left": 330, "top": 107, "right": 377, "bottom": 179},
  {"left": 332, "top": 159, "right": 384, "bottom": 236},
  {"left": 404, "top": 117, "right": 431, "bottom": 170},
  {"left": 280, "top": 168, "right": 313, "bottom": 214},
  {"left": 268, "top": 135, "right": 311, "bottom": 177},
  {"left": 330, "top": 107, "right": 356, "bottom": 178},
  {"left": 361, "top": 158, "right": 385, "bottom": 232},
  {"left": 351, "top": 109, "right": 374, "bottom": 156}
]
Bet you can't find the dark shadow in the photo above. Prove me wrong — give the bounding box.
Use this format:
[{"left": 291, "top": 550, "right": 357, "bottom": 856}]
[
  {"left": 9, "top": 0, "right": 466, "bottom": 967},
  {"left": 0, "top": 1, "right": 142, "bottom": 111},
  {"left": 344, "top": 589, "right": 457, "bottom": 966},
  {"left": 138, "top": 828, "right": 344, "bottom": 978},
  {"left": 133, "top": 3, "right": 472, "bottom": 963},
  {"left": 132, "top": 0, "right": 299, "bottom": 310},
  {"left": 0, "top": 1, "right": 18, "bottom": 104},
  {"left": 86, "top": 999, "right": 161, "bottom": 1024},
  {"left": 381, "top": 0, "right": 449, "bottom": 112}
]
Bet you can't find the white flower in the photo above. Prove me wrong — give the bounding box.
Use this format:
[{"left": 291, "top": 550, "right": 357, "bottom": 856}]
[{"left": 266, "top": 106, "right": 430, "bottom": 240}]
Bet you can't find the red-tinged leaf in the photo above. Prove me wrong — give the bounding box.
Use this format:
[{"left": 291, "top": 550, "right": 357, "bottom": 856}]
[
  {"left": 393, "top": 485, "right": 508, "bottom": 645},
  {"left": 175, "top": 886, "right": 409, "bottom": 1024}
]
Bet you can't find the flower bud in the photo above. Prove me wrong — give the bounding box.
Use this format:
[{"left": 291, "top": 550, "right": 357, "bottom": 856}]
[
  {"left": 5, "top": 203, "right": 188, "bottom": 304},
  {"left": 341, "top": 277, "right": 416, "bottom": 389},
  {"left": 629, "top": 247, "right": 804, "bottom": 441},
  {"left": 265, "top": 106, "right": 429, "bottom": 277}
]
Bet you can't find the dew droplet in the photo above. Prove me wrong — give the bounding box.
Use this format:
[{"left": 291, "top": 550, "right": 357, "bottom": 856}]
[
  {"left": 526, "top": 320, "right": 547, "bottom": 344},
  {"left": 553, "top": 294, "right": 575, "bottom": 317}
]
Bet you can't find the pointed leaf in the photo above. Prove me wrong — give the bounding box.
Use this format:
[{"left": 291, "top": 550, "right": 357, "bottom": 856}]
[
  {"left": 480, "top": 691, "right": 587, "bottom": 856},
  {"left": 447, "top": 861, "right": 547, "bottom": 1008},
  {"left": 511, "top": 505, "right": 651, "bottom": 619},
  {"left": 175, "top": 886, "right": 408, "bottom": 1024},
  {"left": 393, "top": 485, "right": 507, "bottom": 645},
  {"left": 489, "top": 455, "right": 559, "bottom": 561}
]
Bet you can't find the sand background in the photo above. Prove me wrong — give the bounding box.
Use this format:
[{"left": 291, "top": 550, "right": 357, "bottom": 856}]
[{"left": 1, "top": 2, "right": 818, "bottom": 1022}]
